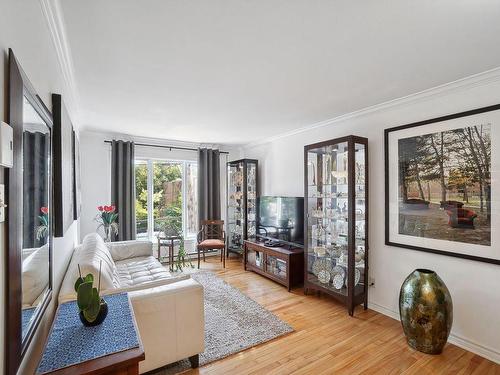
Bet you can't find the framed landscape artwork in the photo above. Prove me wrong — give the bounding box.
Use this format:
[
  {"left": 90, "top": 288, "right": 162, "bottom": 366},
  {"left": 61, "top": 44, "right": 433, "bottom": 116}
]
[{"left": 385, "top": 104, "right": 500, "bottom": 265}]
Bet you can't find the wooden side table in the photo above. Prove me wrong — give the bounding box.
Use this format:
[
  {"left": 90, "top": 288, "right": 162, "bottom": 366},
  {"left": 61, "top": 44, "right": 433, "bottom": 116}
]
[
  {"left": 157, "top": 234, "right": 182, "bottom": 271},
  {"left": 37, "top": 293, "right": 144, "bottom": 375}
]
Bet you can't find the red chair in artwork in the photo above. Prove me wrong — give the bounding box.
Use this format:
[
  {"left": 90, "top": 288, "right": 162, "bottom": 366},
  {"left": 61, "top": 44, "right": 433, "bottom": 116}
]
[
  {"left": 445, "top": 208, "right": 477, "bottom": 229},
  {"left": 440, "top": 200, "right": 465, "bottom": 210}
]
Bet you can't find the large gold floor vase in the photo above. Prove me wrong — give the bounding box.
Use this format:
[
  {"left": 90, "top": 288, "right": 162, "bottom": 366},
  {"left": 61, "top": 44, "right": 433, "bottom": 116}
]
[{"left": 399, "top": 269, "right": 453, "bottom": 354}]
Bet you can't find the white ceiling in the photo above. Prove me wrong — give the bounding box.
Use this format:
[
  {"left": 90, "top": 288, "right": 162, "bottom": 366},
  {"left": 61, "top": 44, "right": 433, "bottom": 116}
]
[{"left": 60, "top": 0, "right": 500, "bottom": 145}]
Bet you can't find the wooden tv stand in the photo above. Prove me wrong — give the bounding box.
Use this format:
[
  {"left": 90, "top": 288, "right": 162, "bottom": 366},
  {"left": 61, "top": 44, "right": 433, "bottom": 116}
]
[{"left": 244, "top": 240, "right": 304, "bottom": 291}]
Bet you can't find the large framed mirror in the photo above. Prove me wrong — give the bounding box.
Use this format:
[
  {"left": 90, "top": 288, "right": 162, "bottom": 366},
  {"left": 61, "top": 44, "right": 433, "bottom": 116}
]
[{"left": 6, "top": 49, "right": 53, "bottom": 375}]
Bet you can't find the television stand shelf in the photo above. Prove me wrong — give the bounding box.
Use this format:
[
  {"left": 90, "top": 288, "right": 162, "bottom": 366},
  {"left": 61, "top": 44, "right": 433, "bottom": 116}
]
[{"left": 244, "top": 240, "right": 304, "bottom": 291}]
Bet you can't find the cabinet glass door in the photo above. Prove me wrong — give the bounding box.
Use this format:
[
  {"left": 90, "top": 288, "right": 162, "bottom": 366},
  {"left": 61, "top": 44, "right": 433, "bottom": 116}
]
[
  {"left": 247, "top": 247, "right": 263, "bottom": 269},
  {"left": 228, "top": 162, "right": 244, "bottom": 252},
  {"left": 307, "top": 142, "right": 350, "bottom": 293},
  {"left": 227, "top": 159, "right": 259, "bottom": 255},
  {"left": 266, "top": 255, "right": 287, "bottom": 279},
  {"left": 246, "top": 161, "right": 257, "bottom": 241}
]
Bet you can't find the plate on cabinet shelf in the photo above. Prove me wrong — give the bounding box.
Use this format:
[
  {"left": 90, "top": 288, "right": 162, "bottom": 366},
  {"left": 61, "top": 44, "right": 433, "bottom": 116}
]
[
  {"left": 317, "top": 270, "right": 331, "bottom": 284},
  {"left": 312, "top": 257, "right": 332, "bottom": 277},
  {"left": 343, "top": 268, "right": 361, "bottom": 288},
  {"left": 331, "top": 266, "right": 346, "bottom": 290}
]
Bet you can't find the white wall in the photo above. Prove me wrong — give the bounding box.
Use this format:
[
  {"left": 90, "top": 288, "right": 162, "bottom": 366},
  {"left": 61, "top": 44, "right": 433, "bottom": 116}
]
[
  {"left": 79, "top": 130, "right": 237, "bottom": 245},
  {"left": 79, "top": 131, "right": 112, "bottom": 239},
  {"left": 0, "top": 1, "right": 79, "bottom": 374},
  {"left": 242, "top": 76, "right": 500, "bottom": 363}
]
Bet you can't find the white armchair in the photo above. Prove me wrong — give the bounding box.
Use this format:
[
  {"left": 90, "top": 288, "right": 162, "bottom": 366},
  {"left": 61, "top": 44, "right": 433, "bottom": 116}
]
[{"left": 59, "top": 233, "right": 205, "bottom": 373}]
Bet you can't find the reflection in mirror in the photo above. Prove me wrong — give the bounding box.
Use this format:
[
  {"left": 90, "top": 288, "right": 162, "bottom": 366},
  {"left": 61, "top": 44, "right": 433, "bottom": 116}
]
[{"left": 21, "top": 95, "right": 51, "bottom": 340}]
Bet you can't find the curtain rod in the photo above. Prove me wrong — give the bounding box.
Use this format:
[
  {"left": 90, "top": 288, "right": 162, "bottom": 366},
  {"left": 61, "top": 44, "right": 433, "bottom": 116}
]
[{"left": 104, "top": 140, "right": 229, "bottom": 154}]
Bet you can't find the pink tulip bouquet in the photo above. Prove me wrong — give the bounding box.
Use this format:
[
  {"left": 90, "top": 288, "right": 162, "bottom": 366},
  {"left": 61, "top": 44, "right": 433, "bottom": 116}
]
[{"left": 95, "top": 205, "right": 118, "bottom": 242}]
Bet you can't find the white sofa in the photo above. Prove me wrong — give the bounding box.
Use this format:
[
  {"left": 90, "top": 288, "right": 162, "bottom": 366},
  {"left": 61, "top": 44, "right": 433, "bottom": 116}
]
[{"left": 59, "top": 233, "right": 205, "bottom": 373}]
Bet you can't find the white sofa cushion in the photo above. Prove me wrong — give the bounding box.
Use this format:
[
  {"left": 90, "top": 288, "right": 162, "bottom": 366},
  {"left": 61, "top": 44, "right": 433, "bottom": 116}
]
[
  {"left": 116, "top": 256, "right": 173, "bottom": 287},
  {"left": 75, "top": 233, "right": 119, "bottom": 290},
  {"left": 22, "top": 244, "right": 49, "bottom": 306},
  {"left": 106, "top": 240, "right": 153, "bottom": 261}
]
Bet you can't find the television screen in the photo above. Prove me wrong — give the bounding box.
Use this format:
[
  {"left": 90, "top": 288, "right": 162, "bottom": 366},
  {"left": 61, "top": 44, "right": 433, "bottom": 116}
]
[{"left": 257, "top": 196, "right": 304, "bottom": 245}]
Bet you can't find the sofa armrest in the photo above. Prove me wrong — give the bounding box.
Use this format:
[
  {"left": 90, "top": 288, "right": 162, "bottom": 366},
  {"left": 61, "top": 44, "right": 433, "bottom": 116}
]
[
  {"left": 106, "top": 240, "right": 153, "bottom": 261},
  {"left": 129, "top": 279, "right": 205, "bottom": 373}
]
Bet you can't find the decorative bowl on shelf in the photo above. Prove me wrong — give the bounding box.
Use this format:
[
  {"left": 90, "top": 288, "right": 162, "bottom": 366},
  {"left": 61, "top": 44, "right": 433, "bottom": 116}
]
[
  {"left": 310, "top": 210, "right": 323, "bottom": 218},
  {"left": 314, "top": 246, "right": 326, "bottom": 256},
  {"left": 326, "top": 246, "right": 341, "bottom": 258}
]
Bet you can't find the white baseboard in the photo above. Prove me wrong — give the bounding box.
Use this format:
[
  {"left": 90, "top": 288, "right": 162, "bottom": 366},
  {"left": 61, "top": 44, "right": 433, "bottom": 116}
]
[
  {"left": 368, "top": 301, "right": 400, "bottom": 320},
  {"left": 448, "top": 334, "right": 500, "bottom": 364},
  {"left": 368, "top": 301, "right": 500, "bottom": 364}
]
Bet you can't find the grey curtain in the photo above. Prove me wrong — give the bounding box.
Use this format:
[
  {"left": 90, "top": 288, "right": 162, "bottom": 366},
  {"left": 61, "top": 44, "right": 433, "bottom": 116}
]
[
  {"left": 111, "top": 140, "right": 136, "bottom": 241},
  {"left": 23, "top": 132, "right": 50, "bottom": 248},
  {"left": 198, "top": 148, "right": 221, "bottom": 225}
]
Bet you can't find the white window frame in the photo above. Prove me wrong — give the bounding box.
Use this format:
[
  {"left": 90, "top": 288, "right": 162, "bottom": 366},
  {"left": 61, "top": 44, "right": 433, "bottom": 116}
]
[{"left": 136, "top": 157, "right": 197, "bottom": 241}]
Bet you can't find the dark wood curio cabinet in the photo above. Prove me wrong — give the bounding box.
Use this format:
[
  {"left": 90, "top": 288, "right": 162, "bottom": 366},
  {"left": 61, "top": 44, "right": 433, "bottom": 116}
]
[
  {"left": 226, "top": 159, "right": 258, "bottom": 256},
  {"left": 304, "top": 136, "right": 369, "bottom": 316}
]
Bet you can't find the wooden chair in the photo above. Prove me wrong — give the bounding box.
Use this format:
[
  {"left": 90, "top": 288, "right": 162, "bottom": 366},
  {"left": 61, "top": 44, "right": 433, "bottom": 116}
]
[{"left": 197, "top": 220, "right": 226, "bottom": 268}]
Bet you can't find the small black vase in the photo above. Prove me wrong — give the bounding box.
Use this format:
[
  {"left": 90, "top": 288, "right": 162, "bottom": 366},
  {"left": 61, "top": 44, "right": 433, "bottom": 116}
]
[
  {"left": 399, "top": 269, "right": 453, "bottom": 354},
  {"left": 79, "top": 300, "right": 108, "bottom": 327}
]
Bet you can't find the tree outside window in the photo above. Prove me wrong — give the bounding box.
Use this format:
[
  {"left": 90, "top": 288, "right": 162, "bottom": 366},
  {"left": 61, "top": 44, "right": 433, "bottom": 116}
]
[{"left": 135, "top": 159, "right": 196, "bottom": 241}]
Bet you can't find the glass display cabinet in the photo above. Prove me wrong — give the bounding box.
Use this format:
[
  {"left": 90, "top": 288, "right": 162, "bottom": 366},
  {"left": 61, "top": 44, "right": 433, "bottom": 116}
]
[
  {"left": 304, "top": 136, "right": 368, "bottom": 316},
  {"left": 227, "top": 159, "right": 258, "bottom": 256}
]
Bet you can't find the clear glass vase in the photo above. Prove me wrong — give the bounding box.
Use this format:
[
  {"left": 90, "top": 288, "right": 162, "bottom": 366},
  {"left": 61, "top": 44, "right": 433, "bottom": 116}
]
[{"left": 103, "top": 225, "right": 112, "bottom": 242}]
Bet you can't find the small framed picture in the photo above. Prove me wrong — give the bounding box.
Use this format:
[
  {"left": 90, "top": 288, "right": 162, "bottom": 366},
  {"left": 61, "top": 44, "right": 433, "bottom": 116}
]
[{"left": 385, "top": 104, "right": 500, "bottom": 264}]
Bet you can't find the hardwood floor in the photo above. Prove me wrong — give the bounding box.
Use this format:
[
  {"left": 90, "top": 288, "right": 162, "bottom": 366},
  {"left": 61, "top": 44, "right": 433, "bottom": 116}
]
[{"left": 183, "top": 257, "right": 499, "bottom": 375}]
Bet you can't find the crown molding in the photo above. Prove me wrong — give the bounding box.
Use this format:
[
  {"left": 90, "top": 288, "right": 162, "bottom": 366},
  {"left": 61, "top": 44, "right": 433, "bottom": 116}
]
[
  {"left": 39, "top": 0, "right": 80, "bottom": 125},
  {"left": 79, "top": 129, "right": 239, "bottom": 154},
  {"left": 244, "top": 66, "right": 500, "bottom": 149}
]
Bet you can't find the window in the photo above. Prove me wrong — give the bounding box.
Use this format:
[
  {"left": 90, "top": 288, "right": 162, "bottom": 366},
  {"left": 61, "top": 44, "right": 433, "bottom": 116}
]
[{"left": 135, "top": 159, "right": 198, "bottom": 241}]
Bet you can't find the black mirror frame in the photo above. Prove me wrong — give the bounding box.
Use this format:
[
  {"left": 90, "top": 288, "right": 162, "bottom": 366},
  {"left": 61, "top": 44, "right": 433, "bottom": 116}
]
[{"left": 6, "top": 49, "right": 53, "bottom": 375}]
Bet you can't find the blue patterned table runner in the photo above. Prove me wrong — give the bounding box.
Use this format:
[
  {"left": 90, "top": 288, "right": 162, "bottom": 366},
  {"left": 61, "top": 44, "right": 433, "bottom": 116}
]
[{"left": 37, "top": 292, "right": 140, "bottom": 374}]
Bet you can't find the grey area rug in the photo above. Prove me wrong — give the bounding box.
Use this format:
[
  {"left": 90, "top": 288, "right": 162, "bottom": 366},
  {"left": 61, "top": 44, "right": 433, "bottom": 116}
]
[{"left": 153, "top": 271, "right": 293, "bottom": 374}]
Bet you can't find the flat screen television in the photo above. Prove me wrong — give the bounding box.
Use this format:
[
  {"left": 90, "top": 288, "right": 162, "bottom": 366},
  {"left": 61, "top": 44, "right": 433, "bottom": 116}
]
[{"left": 257, "top": 196, "right": 304, "bottom": 246}]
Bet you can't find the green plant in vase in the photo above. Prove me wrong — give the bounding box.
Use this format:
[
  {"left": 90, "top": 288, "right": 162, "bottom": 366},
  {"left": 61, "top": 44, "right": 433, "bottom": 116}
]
[
  {"left": 95, "top": 205, "right": 118, "bottom": 242},
  {"left": 74, "top": 262, "right": 108, "bottom": 326}
]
